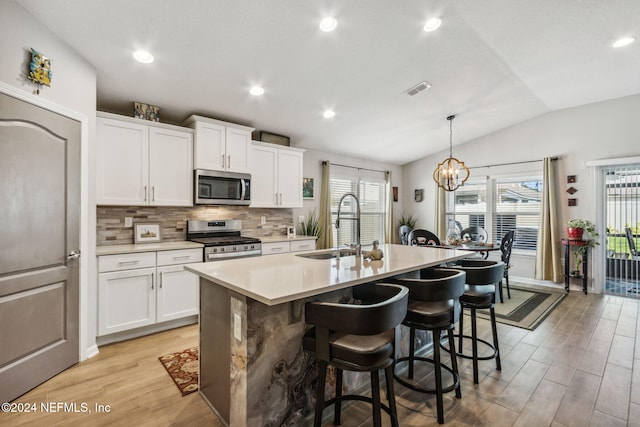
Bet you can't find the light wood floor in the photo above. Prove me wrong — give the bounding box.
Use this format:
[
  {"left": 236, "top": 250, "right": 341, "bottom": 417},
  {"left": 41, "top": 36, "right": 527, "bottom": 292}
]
[{"left": 2, "top": 288, "right": 640, "bottom": 426}]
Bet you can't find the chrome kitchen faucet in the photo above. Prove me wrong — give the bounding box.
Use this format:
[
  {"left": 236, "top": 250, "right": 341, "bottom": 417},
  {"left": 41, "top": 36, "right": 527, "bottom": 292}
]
[{"left": 335, "top": 192, "right": 362, "bottom": 259}]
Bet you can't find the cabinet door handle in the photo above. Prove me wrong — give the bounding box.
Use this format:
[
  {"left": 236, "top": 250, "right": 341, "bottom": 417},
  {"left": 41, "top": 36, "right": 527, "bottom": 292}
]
[
  {"left": 159, "top": 272, "right": 163, "bottom": 288},
  {"left": 152, "top": 186, "right": 155, "bottom": 202},
  {"left": 228, "top": 155, "right": 231, "bottom": 169},
  {"left": 151, "top": 273, "right": 154, "bottom": 290},
  {"left": 144, "top": 185, "right": 148, "bottom": 202},
  {"left": 279, "top": 193, "right": 283, "bottom": 205},
  {"left": 118, "top": 260, "right": 140, "bottom": 265},
  {"left": 222, "top": 154, "right": 225, "bottom": 168},
  {"left": 173, "top": 255, "right": 190, "bottom": 260},
  {"left": 274, "top": 193, "right": 278, "bottom": 204}
]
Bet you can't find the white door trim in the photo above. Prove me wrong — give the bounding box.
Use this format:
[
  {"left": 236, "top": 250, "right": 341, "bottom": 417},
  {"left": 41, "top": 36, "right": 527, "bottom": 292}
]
[{"left": 0, "top": 82, "right": 92, "bottom": 360}]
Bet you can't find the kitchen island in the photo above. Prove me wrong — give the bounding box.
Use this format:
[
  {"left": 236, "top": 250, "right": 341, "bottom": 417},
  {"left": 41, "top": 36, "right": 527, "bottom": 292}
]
[{"left": 185, "top": 243, "right": 471, "bottom": 426}]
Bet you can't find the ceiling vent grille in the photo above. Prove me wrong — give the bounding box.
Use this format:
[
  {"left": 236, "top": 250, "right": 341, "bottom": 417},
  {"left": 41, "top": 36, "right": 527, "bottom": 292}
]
[{"left": 404, "top": 81, "right": 432, "bottom": 96}]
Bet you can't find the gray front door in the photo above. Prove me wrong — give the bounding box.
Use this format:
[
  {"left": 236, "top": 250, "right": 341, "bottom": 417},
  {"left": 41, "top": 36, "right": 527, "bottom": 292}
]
[{"left": 0, "top": 92, "right": 81, "bottom": 402}]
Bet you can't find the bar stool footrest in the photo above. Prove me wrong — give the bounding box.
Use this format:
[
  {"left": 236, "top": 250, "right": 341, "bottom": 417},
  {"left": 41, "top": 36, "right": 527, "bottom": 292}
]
[
  {"left": 393, "top": 356, "right": 460, "bottom": 395},
  {"left": 440, "top": 334, "right": 498, "bottom": 361},
  {"left": 323, "top": 394, "right": 398, "bottom": 424}
]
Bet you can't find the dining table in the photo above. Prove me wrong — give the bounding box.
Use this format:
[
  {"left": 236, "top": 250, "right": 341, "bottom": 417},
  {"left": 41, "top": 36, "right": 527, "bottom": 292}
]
[{"left": 436, "top": 242, "right": 500, "bottom": 259}]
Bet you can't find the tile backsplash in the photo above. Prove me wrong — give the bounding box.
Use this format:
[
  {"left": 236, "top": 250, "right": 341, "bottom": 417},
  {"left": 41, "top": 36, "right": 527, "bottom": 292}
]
[{"left": 97, "top": 206, "right": 293, "bottom": 246}]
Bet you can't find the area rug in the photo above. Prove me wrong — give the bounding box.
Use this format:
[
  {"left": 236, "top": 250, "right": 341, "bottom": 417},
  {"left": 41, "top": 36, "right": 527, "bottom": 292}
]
[
  {"left": 475, "top": 284, "right": 566, "bottom": 330},
  {"left": 158, "top": 347, "right": 199, "bottom": 396}
]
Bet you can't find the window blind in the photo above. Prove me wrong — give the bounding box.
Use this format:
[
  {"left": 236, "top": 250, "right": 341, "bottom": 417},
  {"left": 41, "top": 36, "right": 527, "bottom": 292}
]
[
  {"left": 493, "top": 177, "right": 541, "bottom": 250},
  {"left": 330, "top": 169, "right": 386, "bottom": 247}
]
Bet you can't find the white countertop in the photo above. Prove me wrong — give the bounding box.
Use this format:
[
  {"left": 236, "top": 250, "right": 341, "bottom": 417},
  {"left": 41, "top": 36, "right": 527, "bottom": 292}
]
[
  {"left": 96, "top": 241, "right": 204, "bottom": 256},
  {"left": 185, "top": 244, "right": 472, "bottom": 306},
  {"left": 259, "top": 235, "right": 317, "bottom": 244}
]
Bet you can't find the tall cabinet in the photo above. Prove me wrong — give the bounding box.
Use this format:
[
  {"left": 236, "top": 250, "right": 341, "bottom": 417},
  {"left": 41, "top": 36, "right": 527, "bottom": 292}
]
[
  {"left": 250, "top": 141, "right": 304, "bottom": 208},
  {"left": 96, "top": 112, "right": 193, "bottom": 206}
]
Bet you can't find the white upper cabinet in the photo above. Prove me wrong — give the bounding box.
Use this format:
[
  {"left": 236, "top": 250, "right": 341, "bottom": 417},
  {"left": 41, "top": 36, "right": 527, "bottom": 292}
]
[
  {"left": 149, "top": 127, "right": 193, "bottom": 206},
  {"left": 185, "top": 115, "right": 253, "bottom": 173},
  {"left": 250, "top": 141, "right": 304, "bottom": 208},
  {"left": 96, "top": 113, "right": 193, "bottom": 206}
]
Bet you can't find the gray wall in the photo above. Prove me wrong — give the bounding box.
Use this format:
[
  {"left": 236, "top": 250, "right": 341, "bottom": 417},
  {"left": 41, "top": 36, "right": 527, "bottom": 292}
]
[{"left": 1, "top": 1, "right": 98, "bottom": 358}]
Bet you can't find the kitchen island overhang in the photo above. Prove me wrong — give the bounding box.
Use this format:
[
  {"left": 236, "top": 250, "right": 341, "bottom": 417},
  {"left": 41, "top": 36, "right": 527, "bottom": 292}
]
[{"left": 186, "top": 244, "right": 473, "bottom": 426}]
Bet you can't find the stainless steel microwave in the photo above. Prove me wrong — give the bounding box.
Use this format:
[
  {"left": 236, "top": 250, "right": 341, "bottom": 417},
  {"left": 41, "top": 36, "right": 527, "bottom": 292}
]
[{"left": 194, "top": 169, "right": 251, "bottom": 205}]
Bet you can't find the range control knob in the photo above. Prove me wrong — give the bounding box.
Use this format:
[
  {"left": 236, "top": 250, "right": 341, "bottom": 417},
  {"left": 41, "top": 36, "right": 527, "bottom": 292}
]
[{"left": 220, "top": 247, "right": 225, "bottom": 252}]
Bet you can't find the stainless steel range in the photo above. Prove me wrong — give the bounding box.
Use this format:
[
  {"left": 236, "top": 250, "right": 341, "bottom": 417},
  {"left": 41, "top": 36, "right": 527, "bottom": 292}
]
[{"left": 187, "top": 219, "right": 261, "bottom": 261}]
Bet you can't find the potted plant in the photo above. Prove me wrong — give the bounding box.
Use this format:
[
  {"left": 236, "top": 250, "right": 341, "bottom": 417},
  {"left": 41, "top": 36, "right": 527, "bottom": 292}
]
[
  {"left": 566, "top": 218, "right": 596, "bottom": 240},
  {"left": 297, "top": 209, "right": 323, "bottom": 247},
  {"left": 566, "top": 219, "right": 600, "bottom": 275},
  {"left": 397, "top": 211, "right": 418, "bottom": 245}
]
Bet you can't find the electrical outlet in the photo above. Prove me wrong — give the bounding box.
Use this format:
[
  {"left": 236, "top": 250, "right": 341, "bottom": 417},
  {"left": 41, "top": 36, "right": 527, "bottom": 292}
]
[
  {"left": 233, "top": 314, "right": 242, "bottom": 341},
  {"left": 261, "top": 215, "right": 266, "bottom": 225},
  {"left": 299, "top": 215, "right": 305, "bottom": 223},
  {"left": 124, "top": 217, "right": 133, "bottom": 227}
]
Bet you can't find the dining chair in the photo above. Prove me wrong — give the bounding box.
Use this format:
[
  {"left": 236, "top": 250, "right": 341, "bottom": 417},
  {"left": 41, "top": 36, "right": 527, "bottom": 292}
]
[
  {"left": 399, "top": 225, "right": 412, "bottom": 245},
  {"left": 499, "top": 230, "right": 515, "bottom": 303},
  {"left": 460, "top": 226, "right": 488, "bottom": 243},
  {"left": 408, "top": 229, "right": 441, "bottom": 246},
  {"left": 625, "top": 227, "right": 639, "bottom": 258}
]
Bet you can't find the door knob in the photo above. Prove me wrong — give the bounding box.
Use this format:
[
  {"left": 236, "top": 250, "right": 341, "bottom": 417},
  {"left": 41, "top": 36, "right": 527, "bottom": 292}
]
[{"left": 67, "top": 250, "right": 81, "bottom": 260}]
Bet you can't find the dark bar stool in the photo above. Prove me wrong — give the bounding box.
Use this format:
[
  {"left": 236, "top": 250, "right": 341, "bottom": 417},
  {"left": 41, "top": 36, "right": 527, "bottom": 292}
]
[
  {"left": 447, "top": 260, "right": 505, "bottom": 384},
  {"left": 385, "top": 268, "right": 466, "bottom": 424},
  {"left": 303, "top": 283, "right": 409, "bottom": 427}
]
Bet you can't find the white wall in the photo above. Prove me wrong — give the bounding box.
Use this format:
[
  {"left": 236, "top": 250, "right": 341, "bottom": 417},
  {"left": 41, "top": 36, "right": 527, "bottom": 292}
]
[
  {"left": 1, "top": 1, "right": 98, "bottom": 358},
  {"left": 292, "top": 148, "right": 404, "bottom": 243},
  {"left": 403, "top": 94, "right": 640, "bottom": 286}
]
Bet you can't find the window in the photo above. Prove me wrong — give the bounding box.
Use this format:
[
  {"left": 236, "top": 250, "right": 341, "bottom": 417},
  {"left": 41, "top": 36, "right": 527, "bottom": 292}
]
[
  {"left": 446, "top": 175, "right": 542, "bottom": 251},
  {"left": 330, "top": 167, "right": 386, "bottom": 247},
  {"left": 446, "top": 179, "right": 486, "bottom": 233},
  {"left": 494, "top": 177, "right": 542, "bottom": 250}
]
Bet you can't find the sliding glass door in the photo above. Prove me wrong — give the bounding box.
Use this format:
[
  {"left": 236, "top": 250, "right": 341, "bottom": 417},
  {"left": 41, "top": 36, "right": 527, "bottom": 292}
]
[{"left": 603, "top": 164, "right": 640, "bottom": 297}]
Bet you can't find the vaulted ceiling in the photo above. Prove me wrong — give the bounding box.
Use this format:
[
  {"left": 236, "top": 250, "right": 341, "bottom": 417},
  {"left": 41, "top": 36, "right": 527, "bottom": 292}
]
[{"left": 18, "top": 0, "right": 640, "bottom": 164}]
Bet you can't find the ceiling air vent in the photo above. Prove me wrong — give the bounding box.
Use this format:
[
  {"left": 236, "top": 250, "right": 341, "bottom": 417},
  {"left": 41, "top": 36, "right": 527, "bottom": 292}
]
[{"left": 404, "top": 81, "right": 432, "bottom": 96}]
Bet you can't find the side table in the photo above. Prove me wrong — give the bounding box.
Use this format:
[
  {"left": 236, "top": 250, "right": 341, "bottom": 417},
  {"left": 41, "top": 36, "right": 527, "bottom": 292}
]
[{"left": 562, "top": 239, "right": 589, "bottom": 294}]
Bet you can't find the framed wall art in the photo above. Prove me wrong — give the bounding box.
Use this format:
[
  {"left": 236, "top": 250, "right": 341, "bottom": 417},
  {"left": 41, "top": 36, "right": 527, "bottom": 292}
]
[
  {"left": 133, "top": 222, "right": 162, "bottom": 244},
  {"left": 303, "top": 177, "right": 314, "bottom": 199}
]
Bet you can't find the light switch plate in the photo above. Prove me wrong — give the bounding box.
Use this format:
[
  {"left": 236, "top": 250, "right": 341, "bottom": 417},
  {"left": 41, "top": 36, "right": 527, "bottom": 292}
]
[
  {"left": 233, "top": 313, "right": 242, "bottom": 341},
  {"left": 298, "top": 215, "right": 305, "bottom": 223},
  {"left": 261, "top": 215, "right": 266, "bottom": 225},
  {"left": 124, "top": 217, "right": 133, "bottom": 227}
]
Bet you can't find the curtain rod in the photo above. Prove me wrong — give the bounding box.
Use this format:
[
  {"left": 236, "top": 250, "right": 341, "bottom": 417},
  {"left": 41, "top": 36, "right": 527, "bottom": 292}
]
[
  {"left": 469, "top": 156, "right": 558, "bottom": 170},
  {"left": 323, "top": 160, "right": 388, "bottom": 174}
]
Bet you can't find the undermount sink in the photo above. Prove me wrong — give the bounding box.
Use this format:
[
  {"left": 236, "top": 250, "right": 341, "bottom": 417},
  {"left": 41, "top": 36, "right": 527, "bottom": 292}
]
[{"left": 295, "top": 249, "right": 356, "bottom": 260}]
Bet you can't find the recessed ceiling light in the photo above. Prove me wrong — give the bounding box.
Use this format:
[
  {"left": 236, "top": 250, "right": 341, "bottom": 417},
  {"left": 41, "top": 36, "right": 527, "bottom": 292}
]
[
  {"left": 612, "top": 36, "right": 635, "bottom": 48},
  {"left": 132, "top": 50, "right": 154, "bottom": 64},
  {"left": 323, "top": 110, "right": 336, "bottom": 119},
  {"left": 319, "top": 17, "right": 337, "bottom": 32},
  {"left": 423, "top": 17, "right": 442, "bottom": 32},
  {"left": 249, "top": 86, "right": 265, "bottom": 96}
]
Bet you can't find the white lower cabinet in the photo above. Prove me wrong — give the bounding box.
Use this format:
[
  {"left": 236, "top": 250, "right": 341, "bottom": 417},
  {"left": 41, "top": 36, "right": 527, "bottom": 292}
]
[
  {"left": 156, "top": 264, "right": 198, "bottom": 322},
  {"left": 98, "top": 267, "right": 156, "bottom": 335},
  {"left": 261, "top": 239, "right": 316, "bottom": 255},
  {"left": 98, "top": 249, "right": 200, "bottom": 337}
]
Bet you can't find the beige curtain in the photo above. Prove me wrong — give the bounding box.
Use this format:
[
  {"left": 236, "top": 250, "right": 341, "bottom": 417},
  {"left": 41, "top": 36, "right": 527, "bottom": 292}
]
[
  {"left": 535, "top": 157, "right": 563, "bottom": 282},
  {"left": 384, "top": 171, "right": 395, "bottom": 243},
  {"left": 317, "top": 161, "right": 333, "bottom": 249},
  {"left": 434, "top": 184, "right": 447, "bottom": 239}
]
